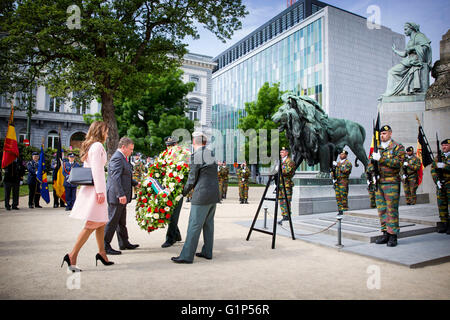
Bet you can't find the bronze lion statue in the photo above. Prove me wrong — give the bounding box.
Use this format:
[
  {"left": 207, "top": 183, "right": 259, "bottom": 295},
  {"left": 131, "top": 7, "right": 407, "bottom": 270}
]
[{"left": 272, "top": 92, "right": 368, "bottom": 175}]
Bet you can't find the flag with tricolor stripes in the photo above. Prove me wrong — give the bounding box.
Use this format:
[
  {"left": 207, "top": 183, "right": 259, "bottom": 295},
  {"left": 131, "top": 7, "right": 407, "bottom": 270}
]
[
  {"left": 416, "top": 125, "right": 434, "bottom": 185},
  {"left": 53, "top": 131, "right": 66, "bottom": 203},
  {"left": 1, "top": 103, "right": 19, "bottom": 168},
  {"left": 369, "top": 112, "right": 380, "bottom": 157}
]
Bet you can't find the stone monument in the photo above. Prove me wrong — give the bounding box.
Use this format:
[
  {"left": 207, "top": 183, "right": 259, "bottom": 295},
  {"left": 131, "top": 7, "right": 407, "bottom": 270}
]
[{"left": 378, "top": 23, "right": 441, "bottom": 204}]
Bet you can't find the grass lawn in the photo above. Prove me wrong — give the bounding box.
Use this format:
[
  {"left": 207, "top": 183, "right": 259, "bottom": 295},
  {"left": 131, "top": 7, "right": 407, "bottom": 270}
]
[{"left": 0, "top": 184, "right": 53, "bottom": 202}]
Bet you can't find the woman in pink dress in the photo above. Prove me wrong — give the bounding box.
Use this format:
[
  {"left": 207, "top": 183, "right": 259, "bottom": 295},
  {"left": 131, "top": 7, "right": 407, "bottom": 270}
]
[{"left": 61, "top": 121, "right": 113, "bottom": 271}]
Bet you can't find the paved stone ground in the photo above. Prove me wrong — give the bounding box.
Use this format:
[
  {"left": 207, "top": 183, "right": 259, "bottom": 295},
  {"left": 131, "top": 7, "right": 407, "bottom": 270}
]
[{"left": 0, "top": 187, "right": 449, "bottom": 300}]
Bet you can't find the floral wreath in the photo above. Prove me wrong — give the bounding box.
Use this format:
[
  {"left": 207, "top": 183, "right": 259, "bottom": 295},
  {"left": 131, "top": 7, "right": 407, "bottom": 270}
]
[{"left": 135, "top": 145, "right": 190, "bottom": 233}]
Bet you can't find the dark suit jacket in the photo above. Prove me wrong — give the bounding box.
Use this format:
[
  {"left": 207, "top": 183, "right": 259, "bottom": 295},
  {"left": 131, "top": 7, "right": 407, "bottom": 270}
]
[
  {"left": 27, "top": 160, "right": 39, "bottom": 185},
  {"left": 182, "top": 146, "right": 220, "bottom": 205},
  {"left": 107, "top": 150, "right": 138, "bottom": 205}
]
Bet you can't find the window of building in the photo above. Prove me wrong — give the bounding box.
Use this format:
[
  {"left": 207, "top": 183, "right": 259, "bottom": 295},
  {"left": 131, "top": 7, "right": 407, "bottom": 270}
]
[
  {"left": 72, "top": 91, "right": 90, "bottom": 115},
  {"left": 190, "top": 76, "right": 200, "bottom": 92},
  {"left": 48, "top": 96, "right": 64, "bottom": 112},
  {"left": 187, "top": 99, "right": 202, "bottom": 121},
  {"left": 47, "top": 130, "right": 59, "bottom": 149},
  {"left": 18, "top": 128, "right": 27, "bottom": 143}
]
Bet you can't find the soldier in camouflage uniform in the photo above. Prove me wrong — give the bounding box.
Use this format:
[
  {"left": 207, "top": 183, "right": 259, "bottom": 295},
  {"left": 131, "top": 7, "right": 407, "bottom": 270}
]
[
  {"left": 278, "top": 147, "right": 296, "bottom": 224},
  {"left": 367, "top": 125, "right": 405, "bottom": 247},
  {"left": 333, "top": 150, "right": 352, "bottom": 213},
  {"left": 218, "top": 161, "right": 229, "bottom": 199},
  {"left": 430, "top": 138, "right": 450, "bottom": 234},
  {"left": 402, "top": 146, "right": 421, "bottom": 205},
  {"left": 237, "top": 161, "right": 251, "bottom": 204},
  {"left": 131, "top": 152, "right": 145, "bottom": 199}
]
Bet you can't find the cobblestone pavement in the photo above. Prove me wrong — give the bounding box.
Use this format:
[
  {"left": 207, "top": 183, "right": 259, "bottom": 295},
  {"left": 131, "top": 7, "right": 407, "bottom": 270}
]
[{"left": 0, "top": 187, "right": 449, "bottom": 299}]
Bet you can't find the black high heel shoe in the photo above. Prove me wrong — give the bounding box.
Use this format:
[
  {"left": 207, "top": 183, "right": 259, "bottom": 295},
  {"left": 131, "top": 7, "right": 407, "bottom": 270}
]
[
  {"left": 95, "top": 253, "right": 114, "bottom": 266},
  {"left": 61, "top": 253, "right": 82, "bottom": 272}
]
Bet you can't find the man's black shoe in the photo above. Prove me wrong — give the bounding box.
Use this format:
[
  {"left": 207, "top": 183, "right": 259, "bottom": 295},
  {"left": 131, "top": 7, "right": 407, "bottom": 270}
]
[
  {"left": 35, "top": 205, "right": 42, "bottom": 208},
  {"left": 437, "top": 222, "right": 448, "bottom": 233},
  {"left": 375, "top": 231, "right": 389, "bottom": 244},
  {"left": 161, "top": 241, "right": 174, "bottom": 248},
  {"left": 105, "top": 247, "right": 122, "bottom": 255},
  {"left": 195, "top": 253, "right": 212, "bottom": 260},
  {"left": 120, "top": 243, "right": 139, "bottom": 250},
  {"left": 171, "top": 256, "right": 193, "bottom": 264},
  {"left": 12, "top": 207, "right": 19, "bottom": 210},
  {"left": 6, "top": 206, "right": 11, "bottom": 211},
  {"left": 244, "top": 199, "right": 248, "bottom": 204},
  {"left": 53, "top": 204, "right": 59, "bottom": 208},
  {"left": 65, "top": 207, "right": 72, "bottom": 211},
  {"left": 387, "top": 233, "right": 398, "bottom": 247},
  {"left": 29, "top": 205, "right": 34, "bottom": 209}
]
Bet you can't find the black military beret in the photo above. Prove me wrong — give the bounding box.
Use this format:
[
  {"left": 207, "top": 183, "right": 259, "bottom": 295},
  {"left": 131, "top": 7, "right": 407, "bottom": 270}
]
[
  {"left": 406, "top": 146, "right": 414, "bottom": 152},
  {"left": 164, "top": 136, "right": 178, "bottom": 146},
  {"left": 281, "top": 146, "right": 290, "bottom": 152},
  {"left": 380, "top": 125, "right": 392, "bottom": 133},
  {"left": 341, "top": 150, "right": 348, "bottom": 155},
  {"left": 441, "top": 139, "right": 450, "bottom": 145}
]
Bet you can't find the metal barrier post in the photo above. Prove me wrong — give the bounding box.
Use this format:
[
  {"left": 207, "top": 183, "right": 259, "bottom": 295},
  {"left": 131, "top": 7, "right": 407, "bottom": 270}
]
[
  {"left": 336, "top": 215, "right": 344, "bottom": 248},
  {"left": 263, "top": 205, "right": 268, "bottom": 229}
]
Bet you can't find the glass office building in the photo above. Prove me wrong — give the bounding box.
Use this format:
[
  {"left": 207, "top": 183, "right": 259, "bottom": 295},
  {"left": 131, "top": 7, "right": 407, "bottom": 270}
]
[{"left": 212, "top": 0, "right": 325, "bottom": 171}]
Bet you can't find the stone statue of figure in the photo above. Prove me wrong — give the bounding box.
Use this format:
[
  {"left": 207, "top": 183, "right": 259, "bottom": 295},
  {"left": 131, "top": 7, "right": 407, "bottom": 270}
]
[{"left": 381, "top": 22, "right": 432, "bottom": 98}]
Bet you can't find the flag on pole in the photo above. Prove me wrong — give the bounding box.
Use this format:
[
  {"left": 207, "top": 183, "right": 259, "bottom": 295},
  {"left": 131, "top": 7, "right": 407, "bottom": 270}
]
[
  {"left": 37, "top": 145, "right": 50, "bottom": 204},
  {"left": 1, "top": 103, "right": 19, "bottom": 168},
  {"left": 369, "top": 112, "right": 380, "bottom": 157},
  {"left": 416, "top": 125, "right": 434, "bottom": 185},
  {"left": 53, "top": 132, "right": 66, "bottom": 203}
]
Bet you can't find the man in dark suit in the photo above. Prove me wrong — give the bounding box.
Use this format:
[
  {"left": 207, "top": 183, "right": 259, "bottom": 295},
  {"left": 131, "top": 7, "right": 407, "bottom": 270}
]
[
  {"left": 104, "top": 137, "right": 139, "bottom": 255},
  {"left": 62, "top": 153, "right": 81, "bottom": 211},
  {"left": 171, "top": 132, "right": 220, "bottom": 264},
  {"left": 27, "top": 152, "right": 41, "bottom": 209},
  {"left": 3, "top": 157, "right": 25, "bottom": 210}
]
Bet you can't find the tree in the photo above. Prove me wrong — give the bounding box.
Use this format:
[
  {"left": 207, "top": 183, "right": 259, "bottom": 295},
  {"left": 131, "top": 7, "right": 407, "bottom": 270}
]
[
  {"left": 238, "top": 82, "right": 288, "bottom": 166},
  {"left": 0, "top": 0, "right": 248, "bottom": 157},
  {"left": 115, "top": 67, "right": 195, "bottom": 156}
]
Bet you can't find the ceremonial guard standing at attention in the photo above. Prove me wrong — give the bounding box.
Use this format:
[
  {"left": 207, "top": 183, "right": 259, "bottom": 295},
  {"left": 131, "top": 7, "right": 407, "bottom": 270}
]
[
  {"left": 237, "top": 161, "right": 250, "bottom": 204},
  {"left": 131, "top": 152, "right": 145, "bottom": 199},
  {"left": 218, "top": 161, "right": 229, "bottom": 199},
  {"left": 278, "top": 147, "right": 296, "bottom": 225},
  {"left": 368, "top": 125, "right": 405, "bottom": 247},
  {"left": 402, "top": 146, "right": 421, "bottom": 205},
  {"left": 431, "top": 138, "right": 450, "bottom": 234},
  {"left": 27, "top": 151, "right": 41, "bottom": 209},
  {"left": 333, "top": 150, "right": 352, "bottom": 213},
  {"left": 63, "top": 153, "right": 81, "bottom": 211}
]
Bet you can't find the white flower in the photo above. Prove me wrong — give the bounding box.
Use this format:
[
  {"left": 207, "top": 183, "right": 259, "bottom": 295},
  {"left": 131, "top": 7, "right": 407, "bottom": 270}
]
[
  {"left": 179, "top": 174, "right": 184, "bottom": 180},
  {"left": 153, "top": 213, "right": 159, "bottom": 219},
  {"left": 165, "top": 206, "right": 170, "bottom": 212},
  {"left": 155, "top": 173, "right": 160, "bottom": 178}
]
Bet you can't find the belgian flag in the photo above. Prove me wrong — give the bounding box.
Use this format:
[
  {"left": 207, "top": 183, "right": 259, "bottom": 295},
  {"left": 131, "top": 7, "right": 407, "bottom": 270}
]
[
  {"left": 416, "top": 125, "right": 434, "bottom": 185},
  {"left": 1, "top": 103, "right": 19, "bottom": 168},
  {"left": 53, "top": 131, "right": 66, "bottom": 203}
]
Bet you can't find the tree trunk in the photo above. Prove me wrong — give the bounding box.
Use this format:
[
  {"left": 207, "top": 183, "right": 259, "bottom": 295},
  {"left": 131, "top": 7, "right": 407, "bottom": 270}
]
[{"left": 101, "top": 92, "right": 119, "bottom": 160}]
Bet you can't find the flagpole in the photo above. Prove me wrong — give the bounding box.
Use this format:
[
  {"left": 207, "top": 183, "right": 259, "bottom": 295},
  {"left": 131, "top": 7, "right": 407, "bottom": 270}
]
[{"left": 415, "top": 114, "right": 434, "bottom": 159}]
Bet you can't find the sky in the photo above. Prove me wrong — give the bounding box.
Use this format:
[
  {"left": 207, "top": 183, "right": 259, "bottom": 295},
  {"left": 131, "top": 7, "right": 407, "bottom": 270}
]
[{"left": 185, "top": 0, "right": 450, "bottom": 64}]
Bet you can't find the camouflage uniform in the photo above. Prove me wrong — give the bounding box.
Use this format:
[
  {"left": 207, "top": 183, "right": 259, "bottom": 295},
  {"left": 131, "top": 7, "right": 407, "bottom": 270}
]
[
  {"left": 278, "top": 156, "right": 296, "bottom": 217},
  {"left": 218, "top": 164, "right": 229, "bottom": 199},
  {"left": 430, "top": 153, "right": 450, "bottom": 224},
  {"left": 367, "top": 139, "right": 406, "bottom": 235},
  {"left": 402, "top": 154, "right": 421, "bottom": 205},
  {"left": 368, "top": 188, "right": 377, "bottom": 208},
  {"left": 334, "top": 159, "right": 352, "bottom": 211},
  {"left": 237, "top": 165, "right": 251, "bottom": 203}
]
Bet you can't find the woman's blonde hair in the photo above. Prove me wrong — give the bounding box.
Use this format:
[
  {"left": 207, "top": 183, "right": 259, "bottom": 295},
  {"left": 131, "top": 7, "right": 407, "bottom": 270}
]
[{"left": 80, "top": 121, "right": 108, "bottom": 161}]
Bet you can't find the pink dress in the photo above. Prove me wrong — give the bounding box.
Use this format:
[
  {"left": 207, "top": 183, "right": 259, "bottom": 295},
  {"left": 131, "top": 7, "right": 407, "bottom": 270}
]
[{"left": 70, "top": 142, "right": 108, "bottom": 228}]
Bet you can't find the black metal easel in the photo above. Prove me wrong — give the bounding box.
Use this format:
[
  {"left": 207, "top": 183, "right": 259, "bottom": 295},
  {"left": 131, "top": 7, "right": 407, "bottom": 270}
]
[{"left": 246, "top": 154, "right": 295, "bottom": 249}]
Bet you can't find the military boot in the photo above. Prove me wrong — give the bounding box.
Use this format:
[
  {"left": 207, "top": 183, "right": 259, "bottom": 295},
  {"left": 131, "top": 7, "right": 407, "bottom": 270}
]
[
  {"left": 387, "top": 233, "right": 398, "bottom": 247},
  {"left": 375, "top": 231, "right": 389, "bottom": 244},
  {"left": 437, "top": 222, "right": 448, "bottom": 233}
]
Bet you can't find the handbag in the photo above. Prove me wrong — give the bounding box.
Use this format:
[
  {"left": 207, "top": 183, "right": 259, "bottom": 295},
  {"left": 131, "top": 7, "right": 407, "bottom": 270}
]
[{"left": 67, "top": 167, "right": 94, "bottom": 186}]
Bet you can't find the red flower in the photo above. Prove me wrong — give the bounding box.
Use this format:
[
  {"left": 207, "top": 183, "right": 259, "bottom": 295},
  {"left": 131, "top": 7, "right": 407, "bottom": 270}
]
[
  {"left": 158, "top": 219, "right": 165, "bottom": 223},
  {"left": 184, "top": 163, "right": 189, "bottom": 168},
  {"left": 162, "top": 193, "right": 167, "bottom": 198},
  {"left": 139, "top": 191, "right": 142, "bottom": 196},
  {"left": 177, "top": 165, "right": 182, "bottom": 171},
  {"left": 147, "top": 182, "right": 152, "bottom": 187},
  {"left": 169, "top": 172, "right": 174, "bottom": 178},
  {"left": 176, "top": 177, "right": 181, "bottom": 183},
  {"left": 167, "top": 200, "right": 173, "bottom": 207},
  {"left": 147, "top": 207, "right": 152, "bottom": 212},
  {"left": 159, "top": 208, "right": 165, "bottom": 213},
  {"left": 162, "top": 172, "right": 165, "bottom": 176},
  {"left": 165, "top": 213, "right": 171, "bottom": 219},
  {"left": 142, "top": 198, "right": 147, "bottom": 203}
]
